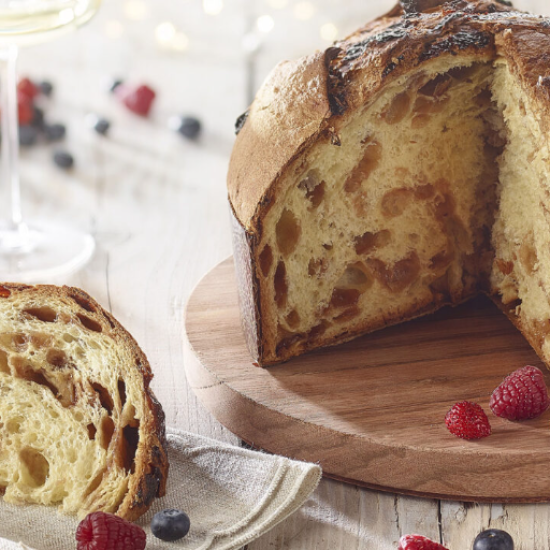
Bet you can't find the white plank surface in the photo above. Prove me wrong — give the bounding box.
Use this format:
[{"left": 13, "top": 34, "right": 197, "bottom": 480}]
[{"left": 6, "top": 0, "right": 550, "bottom": 548}]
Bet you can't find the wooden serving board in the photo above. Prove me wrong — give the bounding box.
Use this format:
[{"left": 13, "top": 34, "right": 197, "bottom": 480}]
[{"left": 184, "top": 257, "right": 550, "bottom": 503}]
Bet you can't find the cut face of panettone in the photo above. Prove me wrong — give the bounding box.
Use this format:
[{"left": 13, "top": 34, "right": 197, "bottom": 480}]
[
  {"left": 0, "top": 284, "right": 168, "bottom": 520},
  {"left": 228, "top": 0, "right": 550, "bottom": 366}
]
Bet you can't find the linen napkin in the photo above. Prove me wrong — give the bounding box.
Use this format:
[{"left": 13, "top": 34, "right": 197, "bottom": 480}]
[{"left": 0, "top": 428, "right": 321, "bottom": 550}]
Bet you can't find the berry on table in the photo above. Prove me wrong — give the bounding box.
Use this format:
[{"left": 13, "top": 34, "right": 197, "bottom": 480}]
[
  {"left": 19, "top": 125, "right": 38, "bottom": 147},
  {"left": 17, "top": 96, "right": 33, "bottom": 125},
  {"left": 39, "top": 80, "right": 54, "bottom": 97},
  {"left": 108, "top": 78, "right": 124, "bottom": 93},
  {"left": 399, "top": 534, "right": 448, "bottom": 550},
  {"left": 473, "top": 529, "right": 514, "bottom": 550},
  {"left": 490, "top": 365, "right": 549, "bottom": 420},
  {"left": 76, "top": 511, "right": 146, "bottom": 550},
  {"left": 31, "top": 106, "right": 45, "bottom": 128},
  {"left": 151, "top": 508, "right": 191, "bottom": 541},
  {"left": 445, "top": 401, "right": 491, "bottom": 440},
  {"left": 121, "top": 84, "right": 156, "bottom": 116},
  {"left": 17, "top": 77, "right": 39, "bottom": 101},
  {"left": 169, "top": 115, "right": 202, "bottom": 139},
  {"left": 94, "top": 117, "right": 111, "bottom": 136},
  {"left": 53, "top": 150, "right": 74, "bottom": 169},
  {"left": 44, "top": 123, "right": 66, "bottom": 142}
]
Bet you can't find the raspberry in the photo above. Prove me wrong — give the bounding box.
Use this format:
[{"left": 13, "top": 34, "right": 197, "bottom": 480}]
[
  {"left": 76, "top": 511, "right": 146, "bottom": 550},
  {"left": 17, "top": 77, "right": 39, "bottom": 101},
  {"left": 490, "top": 365, "right": 549, "bottom": 420},
  {"left": 17, "top": 95, "right": 33, "bottom": 125},
  {"left": 445, "top": 401, "right": 491, "bottom": 440},
  {"left": 399, "top": 534, "right": 449, "bottom": 550},
  {"left": 121, "top": 84, "right": 156, "bottom": 116}
]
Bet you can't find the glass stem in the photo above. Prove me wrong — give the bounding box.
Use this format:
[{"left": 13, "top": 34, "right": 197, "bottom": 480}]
[{"left": 1, "top": 45, "right": 23, "bottom": 232}]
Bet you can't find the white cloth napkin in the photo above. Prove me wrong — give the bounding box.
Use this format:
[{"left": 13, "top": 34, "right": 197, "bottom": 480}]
[{"left": 0, "top": 428, "right": 321, "bottom": 550}]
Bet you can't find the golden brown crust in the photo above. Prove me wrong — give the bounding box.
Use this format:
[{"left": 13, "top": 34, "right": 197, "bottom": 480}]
[
  {"left": 228, "top": 0, "right": 550, "bottom": 231},
  {"left": 227, "top": 0, "right": 550, "bottom": 366},
  {"left": 0, "top": 283, "right": 168, "bottom": 520}
]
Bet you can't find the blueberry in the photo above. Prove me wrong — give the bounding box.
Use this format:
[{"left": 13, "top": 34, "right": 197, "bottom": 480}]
[
  {"left": 151, "top": 509, "right": 190, "bottom": 541},
  {"left": 473, "top": 529, "right": 514, "bottom": 550},
  {"left": 109, "top": 78, "right": 123, "bottom": 93},
  {"left": 31, "top": 106, "right": 45, "bottom": 129},
  {"left": 39, "top": 80, "right": 53, "bottom": 97},
  {"left": 93, "top": 117, "right": 111, "bottom": 136},
  {"left": 19, "top": 125, "right": 38, "bottom": 146},
  {"left": 170, "top": 115, "right": 201, "bottom": 140},
  {"left": 45, "top": 123, "right": 66, "bottom": 142},
  {"left": 53, "top": 150, "right": 74, "bottom": 169}
]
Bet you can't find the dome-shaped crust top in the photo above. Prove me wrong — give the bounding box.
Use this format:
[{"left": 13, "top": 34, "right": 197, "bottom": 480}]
[{"left": 228, "top": 0, "right": 550, "bottom": 232}]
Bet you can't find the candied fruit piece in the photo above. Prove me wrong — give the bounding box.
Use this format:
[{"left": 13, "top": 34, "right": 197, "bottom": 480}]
[
  {"left": 495, "top": 258, "right": 514, "bottom": 276},
  {"left": 382, "top": 92, "right": 411, "bottom": 125},
  {"left": 418, "top": 73, "right": 451, "bottom": 97},
  {"left": 414, "top": 184, "right": 435, "bottom": 200},
  {"left": 334, "top": 307, "right": 361, "bottom": 323},
  {"left": 23, "top": 306, "right": 57, "bottom": 323},
  {"left": 285, "top": 310, "right": 300, "bottom": 329},
  {"left": 274, "top": 261, "right": 288, "bottom": 309},
  {"left": 354, "top": 230, "right": 391, "bottom": 255},
  {"left": 367, "top": 253, "right": 420, "bottom": 293},
  {"left": 276, "top": 209, "right": 301, "bottom": 256},
  {"left": 335, "top": 263, "right": 372, "bottom": 293},
  {"left": 298, "top": 172, "right": 326, "bottom": 209},
  {"left": 276, "top": 329, "right": 303, "bottom": 353},
  {"left": 344, "top": 141, "right": 382, "bottom": 193},
  {"left": 0, "top": 286, "right": 10, "bottom": 298},
  {"left": 519, "top": 236, "right": 537, "bottom": 275},
  {"left": 308, "top": 321, "right": 330, "bottom": 339},
  {"left": 330, "top": 288, "right": 361, "bottom": 308},
  {"left": 413, "top": 95, "right": 449, "bottom": 115},
  {"left": 259, "top": 245, "right": 273, "bottom": 277},
  {"left": 381, "top": 188, "right": 414, "bottom": 218}
]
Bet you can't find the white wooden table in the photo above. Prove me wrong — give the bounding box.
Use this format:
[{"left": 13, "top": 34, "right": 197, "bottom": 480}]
[{"left": 9, "top": 0, "right": 550, "bottom": 548}]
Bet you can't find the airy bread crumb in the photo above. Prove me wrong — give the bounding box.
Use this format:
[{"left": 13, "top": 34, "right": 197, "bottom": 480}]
[{"left": 0, "top": 284, "right": 168, "bottom": 520}]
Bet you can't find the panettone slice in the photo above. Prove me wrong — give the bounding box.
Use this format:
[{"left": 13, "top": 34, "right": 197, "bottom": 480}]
[
  {"left": 228, "top": 0, "right": 550, "bottom": 366},
  {"left": 0, "top": 284, "right": 168, "bottom": 520}
]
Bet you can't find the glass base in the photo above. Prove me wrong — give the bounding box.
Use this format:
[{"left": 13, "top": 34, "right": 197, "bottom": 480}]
[{"left": 0, "top": 221, "right": 95, "bottom": 282}]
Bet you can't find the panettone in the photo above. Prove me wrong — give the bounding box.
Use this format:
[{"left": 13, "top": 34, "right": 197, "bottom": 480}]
[
  {"left": 228, "top": 0, "right": 550, "bottom": 366},
  {"left": 0, "top": 284, "right": 168, "bottom": 520}
]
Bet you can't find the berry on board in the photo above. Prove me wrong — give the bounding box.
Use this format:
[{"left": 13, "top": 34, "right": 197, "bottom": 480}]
[
  {"left": 151, "top": 508, "right": 191, "bottom": 541},
  {"left": 399, "top": 534, "right": 449, "bottom": 550},
  {"left": 76, "top": 511, "right": 146, "bottom": 550},
  {"left": 473, "top": 529, "right": 514, "bottom": 550},
  {"left": 490, "top": 365, "right": 549, "bottom": 421},
  {"left": 445, "top": 401, "right": 491, "bottom": 440}
]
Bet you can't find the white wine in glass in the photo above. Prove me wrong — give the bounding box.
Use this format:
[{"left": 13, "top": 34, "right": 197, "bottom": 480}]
[{"left": 0, "top": 0, "right": 101, "bottom": 282}]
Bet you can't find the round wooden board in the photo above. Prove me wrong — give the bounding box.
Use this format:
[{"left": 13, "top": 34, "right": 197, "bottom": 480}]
[{"left": 184, "top": 257, "right": 550, "bottom": 503}]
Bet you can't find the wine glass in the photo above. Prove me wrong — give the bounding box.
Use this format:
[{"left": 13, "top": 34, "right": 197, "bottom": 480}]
[{"left": 0, "top": 0, "right": 101, "bottom": 282}]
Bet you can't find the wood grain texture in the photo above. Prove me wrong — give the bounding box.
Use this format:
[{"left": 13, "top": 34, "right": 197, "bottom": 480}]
[{"left": 185, "top": 258, "right": 550, "bottom": 503}]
